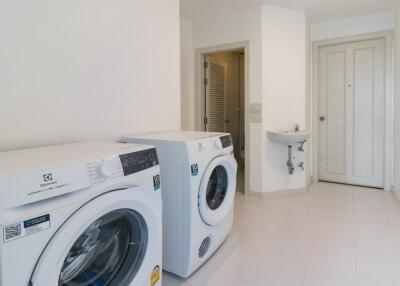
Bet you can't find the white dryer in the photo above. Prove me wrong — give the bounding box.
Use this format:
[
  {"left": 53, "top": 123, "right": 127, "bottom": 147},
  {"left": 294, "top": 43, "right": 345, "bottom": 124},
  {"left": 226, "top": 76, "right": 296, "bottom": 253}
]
[
  {"left": 121, "top": 131, "right": 237, "bottom": 278},
  {"left": 0, "top": 143, "right": 162, "bottom": 286}
]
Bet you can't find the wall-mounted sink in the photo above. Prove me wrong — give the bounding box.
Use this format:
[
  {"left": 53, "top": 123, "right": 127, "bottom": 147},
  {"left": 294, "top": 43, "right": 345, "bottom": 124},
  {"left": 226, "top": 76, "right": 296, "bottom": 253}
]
[
  {"left": 267, "top": 130, "right": 311, "bottom": 145},
  {"left": 267, "top": 129, "right": 312, "bottom": 175}
]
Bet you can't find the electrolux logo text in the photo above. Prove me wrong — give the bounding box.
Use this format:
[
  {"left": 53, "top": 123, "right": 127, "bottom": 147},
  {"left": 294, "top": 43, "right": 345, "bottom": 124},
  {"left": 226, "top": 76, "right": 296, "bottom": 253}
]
[
  {"left": 40, "top": 173, "right": 58, "bottom": 188},
  {"left": 43, "top": 173, "right": 53, "bottom": 182}
]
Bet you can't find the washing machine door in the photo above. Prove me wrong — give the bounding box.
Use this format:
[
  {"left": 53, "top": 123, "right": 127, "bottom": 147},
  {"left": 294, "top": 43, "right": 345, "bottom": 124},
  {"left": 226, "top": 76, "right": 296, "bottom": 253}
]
[
  {"left": 30, "top": 188, "right": 161, "bottom": 286},
  {"left": 198, "top": 154, "right": 237, "bottom": 226}
]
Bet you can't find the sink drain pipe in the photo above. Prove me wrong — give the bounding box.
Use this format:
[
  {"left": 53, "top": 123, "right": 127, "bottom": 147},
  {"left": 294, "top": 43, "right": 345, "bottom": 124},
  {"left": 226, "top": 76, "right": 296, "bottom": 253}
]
[{"left": 287, "top": 145, "right": 295, "bottom": 175}]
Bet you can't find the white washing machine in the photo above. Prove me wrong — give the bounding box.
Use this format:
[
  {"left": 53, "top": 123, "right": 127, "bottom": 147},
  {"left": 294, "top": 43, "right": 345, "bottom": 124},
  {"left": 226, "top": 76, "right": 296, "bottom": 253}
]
[
  {"left": 121, "top": 131, "right": 237, "bottom": 278},
  {"left": 0, "top": 143, "right": 162, "bottom": 286}
]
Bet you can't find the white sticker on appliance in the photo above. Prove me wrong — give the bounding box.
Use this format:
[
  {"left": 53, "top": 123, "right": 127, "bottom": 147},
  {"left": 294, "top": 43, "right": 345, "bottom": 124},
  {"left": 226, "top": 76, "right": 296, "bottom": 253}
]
[
  {"left": 3, "top": 223, "right": 22, "bottom": 242},
  {"left": 0, "top": 164, "right": 90, "bottom": 210},
  {"left": 3, "top": 214, "right": 50, "bottom": 243}
]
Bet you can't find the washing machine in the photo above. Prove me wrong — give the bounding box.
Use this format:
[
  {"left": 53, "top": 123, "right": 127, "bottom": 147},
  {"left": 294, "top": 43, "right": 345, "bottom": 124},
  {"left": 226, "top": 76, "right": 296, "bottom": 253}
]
[
  {"left": 121, "top": 131, "right": 237, "bottom": 278},
  {"left": 0, "top": 142, "right": 162, "bottom": 286}
]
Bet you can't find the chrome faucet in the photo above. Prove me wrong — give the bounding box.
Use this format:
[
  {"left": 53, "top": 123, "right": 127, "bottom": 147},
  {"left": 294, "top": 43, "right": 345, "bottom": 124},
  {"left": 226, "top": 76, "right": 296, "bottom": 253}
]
[{"left": 298, "top": 140, "right": 306, "bottom": 152}]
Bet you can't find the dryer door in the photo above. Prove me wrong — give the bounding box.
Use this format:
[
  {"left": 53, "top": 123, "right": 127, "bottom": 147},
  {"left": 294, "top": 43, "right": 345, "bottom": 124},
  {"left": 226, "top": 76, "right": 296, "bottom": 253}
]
[
  {"left": 198, "top": 155, "right": 237, "bottom": 226},
  {"left": 30, "top": 188, "right": 161, "bottom": 286}
]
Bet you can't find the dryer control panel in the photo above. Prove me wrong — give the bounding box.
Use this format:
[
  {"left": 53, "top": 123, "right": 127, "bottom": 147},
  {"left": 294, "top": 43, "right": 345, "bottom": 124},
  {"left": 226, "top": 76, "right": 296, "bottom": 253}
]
[{"left": 219, "top": 135, "right": 233, "bottom": 149}]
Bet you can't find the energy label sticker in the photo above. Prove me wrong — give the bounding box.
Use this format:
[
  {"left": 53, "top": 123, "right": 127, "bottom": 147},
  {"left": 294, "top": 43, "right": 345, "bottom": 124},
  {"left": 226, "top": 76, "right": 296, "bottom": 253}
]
[{"left": 3, "top": 214, "right": 50, "bottom": 243}]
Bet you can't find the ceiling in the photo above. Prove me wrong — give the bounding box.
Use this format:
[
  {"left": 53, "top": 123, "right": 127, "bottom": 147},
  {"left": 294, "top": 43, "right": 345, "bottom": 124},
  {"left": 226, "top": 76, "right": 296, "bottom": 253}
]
[{"left": 181, "top": 0, "right": 396, "bottom": 23}]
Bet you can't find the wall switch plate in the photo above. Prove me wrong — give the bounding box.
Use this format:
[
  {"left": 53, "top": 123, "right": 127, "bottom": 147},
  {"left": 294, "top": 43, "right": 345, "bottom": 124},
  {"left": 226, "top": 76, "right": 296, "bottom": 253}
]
[{"left": 249, "top": 103, "right": 262, "bottom": 123}]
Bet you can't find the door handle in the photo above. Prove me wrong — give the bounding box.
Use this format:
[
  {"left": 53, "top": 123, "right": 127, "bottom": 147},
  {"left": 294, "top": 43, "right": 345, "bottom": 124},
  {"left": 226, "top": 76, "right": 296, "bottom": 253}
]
[{"left": 320, "top": 116, "right": 326, "bottom": 122}]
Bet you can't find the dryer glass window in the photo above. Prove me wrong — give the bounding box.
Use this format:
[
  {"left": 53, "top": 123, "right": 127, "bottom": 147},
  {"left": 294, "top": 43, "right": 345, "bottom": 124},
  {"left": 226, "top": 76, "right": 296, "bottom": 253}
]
[
  {"left": 206, "top": 165, "right": 228, "bottom": 210},
  {"left": 58, "top": 209, "right": 148, "bottom": 286}
]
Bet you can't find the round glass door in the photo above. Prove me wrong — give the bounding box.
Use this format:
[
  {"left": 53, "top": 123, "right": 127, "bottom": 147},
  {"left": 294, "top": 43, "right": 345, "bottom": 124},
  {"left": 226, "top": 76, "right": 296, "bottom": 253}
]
[
  {"left": 206, "top": 166, "right": 228, "bottom": 210},
  {"left": 198, "top": 155, "right": 237, "bottom": 226},
  {"left": 58, "top": 209, "right": 148, "bottom": 286}
]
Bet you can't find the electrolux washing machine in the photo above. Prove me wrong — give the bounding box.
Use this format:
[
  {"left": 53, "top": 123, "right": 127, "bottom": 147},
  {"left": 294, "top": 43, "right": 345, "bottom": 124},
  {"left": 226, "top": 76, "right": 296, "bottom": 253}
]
[{"left": 0, "top": 142, "right": 162, "bottom": 286}]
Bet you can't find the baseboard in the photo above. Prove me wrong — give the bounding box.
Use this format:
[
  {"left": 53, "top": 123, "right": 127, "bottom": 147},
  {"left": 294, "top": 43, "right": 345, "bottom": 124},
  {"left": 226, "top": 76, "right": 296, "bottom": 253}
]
[{"left": 248, "top": 185, "right": 310, "bottom": 198}]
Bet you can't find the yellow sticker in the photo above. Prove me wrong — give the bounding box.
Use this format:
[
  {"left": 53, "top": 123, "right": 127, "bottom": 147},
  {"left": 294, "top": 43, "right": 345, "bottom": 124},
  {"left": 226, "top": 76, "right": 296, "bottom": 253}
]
[{"left": 150, "top": 265, "right": 160, "bottom": 286}]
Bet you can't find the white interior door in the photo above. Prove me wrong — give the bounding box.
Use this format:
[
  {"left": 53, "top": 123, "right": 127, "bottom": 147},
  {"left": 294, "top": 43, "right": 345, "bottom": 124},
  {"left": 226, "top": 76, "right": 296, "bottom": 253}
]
[
  {"left": 204, "top": 56, "right": 227, "bottom": 132},
  {"left": 319, "top": 39, "right": 385, "bottom": 188}
]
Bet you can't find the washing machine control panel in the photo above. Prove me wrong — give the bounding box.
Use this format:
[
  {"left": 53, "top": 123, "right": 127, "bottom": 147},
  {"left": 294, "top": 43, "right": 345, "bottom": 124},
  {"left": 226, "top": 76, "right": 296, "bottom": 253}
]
[
  {"left": 99, "top": 160, "right": 120, "bottom": 177},
  {"left": 86, "top": 157, "right": 124, "bottom": 185},
  {"left": 119, "top": 148, "right": 159, "bottom": 176},
  {"left": 86, "top": 148, "right": 159, "bottom": 185}
]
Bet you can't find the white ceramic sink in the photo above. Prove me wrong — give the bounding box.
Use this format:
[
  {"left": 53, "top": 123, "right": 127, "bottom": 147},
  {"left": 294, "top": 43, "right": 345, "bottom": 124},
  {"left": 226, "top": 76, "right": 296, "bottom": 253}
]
[{"left": 267, "top": 130, "right": 311, "bottom": 145}]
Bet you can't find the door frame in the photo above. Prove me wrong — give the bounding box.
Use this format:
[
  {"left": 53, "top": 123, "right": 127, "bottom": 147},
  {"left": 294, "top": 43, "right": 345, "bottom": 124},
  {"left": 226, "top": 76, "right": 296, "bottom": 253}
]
[
  {"left": 312, "top": 31, "right": 394, "bottom": 191},
  {"left": 195, "top": 41, "right": 250, "bottom": 195}
]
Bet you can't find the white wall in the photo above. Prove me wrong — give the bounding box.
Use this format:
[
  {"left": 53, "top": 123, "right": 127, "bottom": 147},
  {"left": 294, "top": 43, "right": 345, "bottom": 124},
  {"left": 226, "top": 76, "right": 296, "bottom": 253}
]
[
  {"left": 0, "top": 0, "right": 181, "bottom": 152},
  {"left": 181, "top": 5, "right": 308, "bottom": 193},
  {"left": 262, "top": 6, "right": 307, "bottom": 192},
  {"left": 394, "top": 5, "right": 400, "bottom": 198},
  {"left": 194, "top": 6, "right": 263, "bottom": 103},
  {"left": 181, "top": 16, "right": 196, "bottom": 131},
  {"left": 311, "top": 11, "right": 395, "bottom": 41}
]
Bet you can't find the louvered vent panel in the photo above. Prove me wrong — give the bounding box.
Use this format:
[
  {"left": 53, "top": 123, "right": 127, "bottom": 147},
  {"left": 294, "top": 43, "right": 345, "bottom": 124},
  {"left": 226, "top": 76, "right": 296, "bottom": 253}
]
[
  {"left": 198, "top": 236, "right": 211, "bottom": 258},
  {"left": 206, "top": 62, "right": 225, "bottom": 132}
]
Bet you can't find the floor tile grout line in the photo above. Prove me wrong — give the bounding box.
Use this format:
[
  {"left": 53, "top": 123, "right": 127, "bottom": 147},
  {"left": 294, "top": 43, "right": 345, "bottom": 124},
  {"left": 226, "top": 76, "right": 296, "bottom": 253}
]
[
  {"left": 381, "top": 191, "right": 399, "bottom": 240},
  {"left": 352, "top": 189, "right": 360, "bottom": 286},
  {"left": 247, "top": 223, "right": 280, "bottom": 286},
  {"left": 300, "top": 214, "right": 322, "bottom": 286},
  {"left": 382, "top": 196, "right": 398, "bottom": 243}
]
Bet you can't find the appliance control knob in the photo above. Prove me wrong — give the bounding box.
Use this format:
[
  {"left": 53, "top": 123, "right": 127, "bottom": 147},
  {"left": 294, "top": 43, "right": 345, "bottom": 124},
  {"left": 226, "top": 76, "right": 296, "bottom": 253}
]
[
  {"left": 215, "top": 139, "right": 221, "bottom": 149},
  {"left": 214, "top": 140, "right": 219, "bottom": 149},
  {"left": 99, "top": 161, "right": 115, "bottom": 177}
]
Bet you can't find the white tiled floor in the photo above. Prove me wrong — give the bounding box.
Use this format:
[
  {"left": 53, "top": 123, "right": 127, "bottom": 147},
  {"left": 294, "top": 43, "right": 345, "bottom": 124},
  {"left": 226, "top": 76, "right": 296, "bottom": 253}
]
[{"left": 164, "top": 182, "right": 400, "bottom": 286}]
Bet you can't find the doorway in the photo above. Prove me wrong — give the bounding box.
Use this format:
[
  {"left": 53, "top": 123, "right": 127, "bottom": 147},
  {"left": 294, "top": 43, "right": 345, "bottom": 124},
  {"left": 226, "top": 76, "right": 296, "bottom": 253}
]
[
  {"left": 197, "top": 43, "right": 249, "bottom": 195},
  {"left": 313, "top": 32, "right": 393, "bottom": 190}
]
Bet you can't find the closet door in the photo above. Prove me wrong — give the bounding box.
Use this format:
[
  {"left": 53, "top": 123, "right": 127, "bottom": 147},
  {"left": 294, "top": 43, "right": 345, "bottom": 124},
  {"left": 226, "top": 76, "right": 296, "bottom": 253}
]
[
  {"left": 319, "top": 39, "right": 385, "bottom": 188},
  {"left": 204, "top": 56, "right": 227, "bottom": 132}
]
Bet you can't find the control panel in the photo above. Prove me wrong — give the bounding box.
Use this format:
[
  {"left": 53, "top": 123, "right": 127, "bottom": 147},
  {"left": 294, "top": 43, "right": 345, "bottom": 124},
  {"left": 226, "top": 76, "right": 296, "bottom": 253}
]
[
  {"left": 213, "top": 138, "right": 222, "bottom": 150},
  {"left": 119, "top": 148, "right": 159, "bottom": 176},
  {"left": 86, "top": 157, "right": 124, "bottom": 185},
  {"left": 86, "top": 148, "right": 159, "bottom": 185},
  {"left": 220, "top": 135, "right": 233, "bottom": 149}
]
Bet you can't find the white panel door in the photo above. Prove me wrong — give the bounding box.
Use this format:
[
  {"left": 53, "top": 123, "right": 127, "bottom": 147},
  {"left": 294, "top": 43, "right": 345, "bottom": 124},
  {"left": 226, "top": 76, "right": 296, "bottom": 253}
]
[
  {"left": 319, "top": 39, "right": 385, "bottom": 188},
  {"left": 204, "top": 56, "right": 227, "bottom": 132}
]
